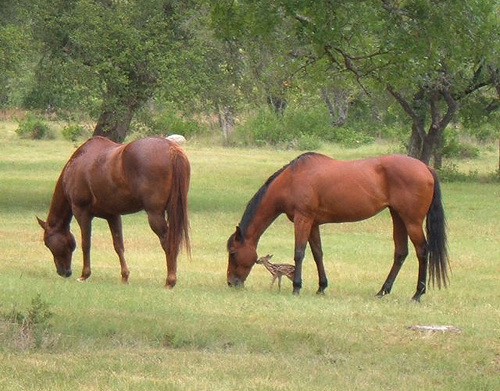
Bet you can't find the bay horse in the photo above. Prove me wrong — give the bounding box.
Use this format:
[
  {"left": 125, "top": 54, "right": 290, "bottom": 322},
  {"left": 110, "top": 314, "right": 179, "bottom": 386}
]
[
  {"left": 227, "top": 153, "right": 449, "bottom": 301},
  {"left": 37, "top": 136, "right": 190, "bottom": 288}
]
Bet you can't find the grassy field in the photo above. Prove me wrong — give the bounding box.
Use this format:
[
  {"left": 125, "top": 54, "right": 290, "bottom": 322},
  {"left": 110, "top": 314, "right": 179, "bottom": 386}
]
[{"left": 0, "top": 121, "right": 499, "bottom": 390}]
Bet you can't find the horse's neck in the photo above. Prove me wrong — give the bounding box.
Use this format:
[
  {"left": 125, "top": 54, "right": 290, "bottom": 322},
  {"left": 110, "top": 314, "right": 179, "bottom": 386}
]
[
  {"left": 46, "top": 178, "right": 73, "bottom": 230},
  {"left": 243, "top": 193, "right": 281, "bottom": 247}
]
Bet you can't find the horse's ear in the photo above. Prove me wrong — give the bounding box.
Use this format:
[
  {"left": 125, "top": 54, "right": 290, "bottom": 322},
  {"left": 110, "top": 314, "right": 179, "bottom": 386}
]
[
  {"left": 36, "top": 216, "right": 46, "bottom": 230},
  {"left": 235, "top": 226, "right": 242, "bottom": 241}
]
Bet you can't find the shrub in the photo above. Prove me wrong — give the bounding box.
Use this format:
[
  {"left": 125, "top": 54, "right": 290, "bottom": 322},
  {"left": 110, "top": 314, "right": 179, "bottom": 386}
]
[
  {"left": 233, "top": 107, "right": 374, "bottom": 149},
  {"left": 442, "top": 131, "right": 480, "bottom": 159},
  {"left": 133, "top": 105, "right": 201, "bottom": 138},
  {"left": 297, "top": 133, "right": 322, "bottom": 150},
  {"left": 4, "top": 294, "right": 55, "bottom": 350},
  {"left": 62, "top": 124, "right": 88, "bottom": 143},
  {"left": 438, "top": 163, "right": 479, "bottom": 182},
  {"left": 326, "top": 126, "right": 375, "bottom": 148},
  {"left": 16, "top": 116, "right": 54, "bottom": 140}
]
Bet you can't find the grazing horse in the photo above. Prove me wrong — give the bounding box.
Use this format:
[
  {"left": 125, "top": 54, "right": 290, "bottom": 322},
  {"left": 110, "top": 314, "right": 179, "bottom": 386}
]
[
  {"left": 226, "top": 153, "right": 449, "bottom": 301},
  {"left": 37, "top": 136, "right": 190, "bottom": 288}
]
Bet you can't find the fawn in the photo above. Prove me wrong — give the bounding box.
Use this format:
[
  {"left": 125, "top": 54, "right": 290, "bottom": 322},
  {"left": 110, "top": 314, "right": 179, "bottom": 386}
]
[{"left": 255, "top": 254, "right": 295, "bottom": 291}]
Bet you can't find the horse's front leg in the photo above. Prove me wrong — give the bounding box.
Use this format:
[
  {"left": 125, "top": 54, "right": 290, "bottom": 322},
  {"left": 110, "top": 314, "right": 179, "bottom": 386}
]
[
  {"left": 74, "top": 209, "right": 93, "bottom": 282},
  {"left": 292, "top": 215, "right": 313, "bottom": 295},
  {"left": 309, "top": 224, "right": 328, "bottom": 295},
  {"left": 107, "top": 215, "right": 130, "bottom": 284}
]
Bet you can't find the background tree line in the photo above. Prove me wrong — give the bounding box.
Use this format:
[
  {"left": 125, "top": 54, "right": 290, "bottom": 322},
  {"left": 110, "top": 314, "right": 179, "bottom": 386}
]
[{"left": 1, "top": 0, "right": 499, "bottom": 168}]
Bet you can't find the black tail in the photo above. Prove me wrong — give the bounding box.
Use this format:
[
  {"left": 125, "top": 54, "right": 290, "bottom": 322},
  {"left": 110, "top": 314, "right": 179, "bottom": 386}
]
[{"left": 426, "top": 170, "right": 449, "bottom": 289}]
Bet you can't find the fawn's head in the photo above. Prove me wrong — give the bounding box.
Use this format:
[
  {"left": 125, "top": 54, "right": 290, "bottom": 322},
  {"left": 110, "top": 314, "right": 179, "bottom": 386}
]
[{"left": 255, "top": 254, "right": 273, "bottom": 264}]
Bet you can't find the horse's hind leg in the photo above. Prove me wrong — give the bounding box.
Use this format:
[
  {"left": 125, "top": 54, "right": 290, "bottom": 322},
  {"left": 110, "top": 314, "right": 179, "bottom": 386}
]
[
  {"left": 147, "top": 211, "right": 176, "bottom": 288},
  {"left": 107, "top": 215, "right": 130, "bottom": 284},
  {"left": 407, "top": 224, "right": 428, "bottom": 302},
  {"left": 377, "top": 209, "right": 409, "bottom": 297},
  {"left": 309, "top": 224, "right": 328, "bottom": 295}
]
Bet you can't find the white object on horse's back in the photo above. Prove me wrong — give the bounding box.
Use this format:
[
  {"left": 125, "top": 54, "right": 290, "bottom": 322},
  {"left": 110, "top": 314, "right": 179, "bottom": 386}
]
[{"left": 166, "top": 134, "right": 186, "bottom": 145}]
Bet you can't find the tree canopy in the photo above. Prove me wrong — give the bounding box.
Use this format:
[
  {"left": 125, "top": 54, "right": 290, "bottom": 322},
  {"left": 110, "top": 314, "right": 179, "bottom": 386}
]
[{"left": 1, "top": 0, "right": 498, "bottom": 158}]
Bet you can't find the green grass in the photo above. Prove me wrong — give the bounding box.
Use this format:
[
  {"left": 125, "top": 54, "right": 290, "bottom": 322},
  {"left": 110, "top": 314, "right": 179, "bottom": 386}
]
[{"left": 0, "top": 121, "right": 499, "bottom": 390}]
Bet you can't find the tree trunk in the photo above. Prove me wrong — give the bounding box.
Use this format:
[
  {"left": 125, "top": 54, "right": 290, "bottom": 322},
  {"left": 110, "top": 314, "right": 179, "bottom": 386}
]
[
  {"left": 420, "top": 126, "right": 440, "bottom": 165},
  {"left": 217, "top": 104, "right": 235, "bottom": 141},
  {"left": 267, "top": 95, "right": 287, "bottom": 116},
  {"left": 387, "top": 84, "right": 456, "bottom": 167},
  {"left": 321, "top": 87, "right": 349, "bottom": 127},
  {"left": 407, "top": 123, "right": 424, "bottom": 158},
  {"left": 93, "top": 102, "right": 137, "bottom": 143}
]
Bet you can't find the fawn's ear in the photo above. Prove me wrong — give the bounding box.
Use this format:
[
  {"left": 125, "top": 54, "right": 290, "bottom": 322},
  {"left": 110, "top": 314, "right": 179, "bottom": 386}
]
[
  {"left": 36, "top": 216, "right": 46, "bottom": 230},
  {"left": 266, "top": 254, "right": 273, "bottom": 260}
]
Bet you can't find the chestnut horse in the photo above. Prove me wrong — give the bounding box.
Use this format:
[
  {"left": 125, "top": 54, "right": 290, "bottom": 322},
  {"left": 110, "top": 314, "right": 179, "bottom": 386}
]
[
  {"left": 38, "top": 136, "right": 190, "bottom": 288},
  {"left": 227, "top": 153, "right": 449, "bottom": 301}
]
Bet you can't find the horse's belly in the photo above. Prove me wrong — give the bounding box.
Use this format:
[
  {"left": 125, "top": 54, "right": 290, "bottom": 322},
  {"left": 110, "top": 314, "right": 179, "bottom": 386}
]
[
  {"left": 314, "top": 194, "right": 388, "bottom": 224},
  {"left": 79, "top": 183, "right": 142, "bottom": 216}
]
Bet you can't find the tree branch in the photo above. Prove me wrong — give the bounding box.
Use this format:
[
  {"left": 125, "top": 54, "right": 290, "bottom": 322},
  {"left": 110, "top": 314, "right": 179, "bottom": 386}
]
[
  {"left": 386, "top": 84, "right": 426, "bottom": 139},
  {"left": 439, "top": 86, "right": 457, "bottom": 130}
]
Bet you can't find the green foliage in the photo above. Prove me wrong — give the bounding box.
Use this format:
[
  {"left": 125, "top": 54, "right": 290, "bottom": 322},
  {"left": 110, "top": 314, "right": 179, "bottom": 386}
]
[
  {"left": 5, "top": 294, "right": 54, "bottom": 350},
  {"left": 442, "top": 130, "right": 480, "bottom": 159},
  {"left": 297, "top": 133, "right": 321, "bottom": 150},
  {"left": 15, "top": 116, "right": 54, "bottom": 140},
  {"left": 133, "top": 105, "right": 202, "bottom": 138},
  {"left": 233, "top": 107, "right": 374, "bottom": 149},
  {"left": 326, "top": 127, "right": 375, "bottom": 148},
  {"left": 437, "top": 163, "right": 479, "bottom": 183},
  {"left": 234, "top": 109, "right": 299, "bottom": 146},
  {"left": 61, "top": 124, "right": 89, "bottom": 143}
]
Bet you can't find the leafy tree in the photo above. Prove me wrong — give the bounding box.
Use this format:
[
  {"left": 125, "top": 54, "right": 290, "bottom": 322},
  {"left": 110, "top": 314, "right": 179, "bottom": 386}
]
[
  {"left": 211, "top": 0, "right": 500, "bottom": 165},
  {"left": 26, "top": 0, "right": 205, "bottom": 142},
  {"left": 0, "top": 0, "right": 35, "bottom": 107}
]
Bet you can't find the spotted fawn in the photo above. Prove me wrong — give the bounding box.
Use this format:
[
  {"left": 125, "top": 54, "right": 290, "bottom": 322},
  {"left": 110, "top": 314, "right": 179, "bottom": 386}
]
[{"left": 256, "top": 254, "right": 295, "bottom": 291}]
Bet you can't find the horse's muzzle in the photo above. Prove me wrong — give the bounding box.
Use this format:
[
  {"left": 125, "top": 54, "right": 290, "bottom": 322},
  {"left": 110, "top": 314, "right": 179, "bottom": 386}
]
[
  {"left": 227, "top": 277, "right": 244, "bottom": 288},
  {"left": 57, "top": 269, "right": 72, "bottom": 278}
]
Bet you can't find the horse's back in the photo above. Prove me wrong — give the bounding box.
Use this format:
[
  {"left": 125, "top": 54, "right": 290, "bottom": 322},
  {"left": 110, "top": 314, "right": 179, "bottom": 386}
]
[
  {"left": 277, "top": 153, "right": 433, "bottom": 223},
  {"left": 62, "top": 137, "right": 188, "bottom": 215}
]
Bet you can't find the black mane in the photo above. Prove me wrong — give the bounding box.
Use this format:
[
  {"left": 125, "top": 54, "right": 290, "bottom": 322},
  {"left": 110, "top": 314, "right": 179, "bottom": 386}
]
[{"left": 237, "top": 152, "right": 318, "bottom": 239}]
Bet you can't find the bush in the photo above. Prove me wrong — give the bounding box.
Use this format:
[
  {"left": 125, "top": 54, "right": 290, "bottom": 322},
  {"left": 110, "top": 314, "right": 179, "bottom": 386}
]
[
  {"left": 297, "top": 133, "right": 322, "bottom": 150},
  {"left": 62, "top": 124, "right": 89, "bottom": 143},
  {"left": 133, "top": 105, "right": 201, "bottom": 139},
  {"left": 442, "top": 130, "right": 480, "bottom": 159},
  {"left": 233, "top": 106, "right": 374, "bottom": 149},
  {"left": 3, "top": 294, "right": 55, "bottom": 350},
  {"left": 325, "top": 126, "right": 375, "bottom": 148},
  {"left": 438, "top": 163, "right": 479, "bottom": 182},
  {"left": 16, "top": 116, "right": 54, "bottom": 140}
]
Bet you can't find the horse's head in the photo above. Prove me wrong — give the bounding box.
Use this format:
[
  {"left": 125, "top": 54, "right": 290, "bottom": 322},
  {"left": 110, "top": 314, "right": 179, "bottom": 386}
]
[
  {"left": 226, "top": 227, "right": 258, "bottom": 288},
  {"left": 37, "top": 217, "right": 76, "bottom": 278}
]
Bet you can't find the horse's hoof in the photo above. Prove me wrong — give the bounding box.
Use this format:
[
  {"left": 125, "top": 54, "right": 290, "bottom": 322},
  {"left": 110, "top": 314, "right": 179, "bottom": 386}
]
[
  {"left": 77, "top": 277, "right": 87, "bottom": 283},
  {"left": 411, "top": 295, "right": 422, "bottom": 303}
]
